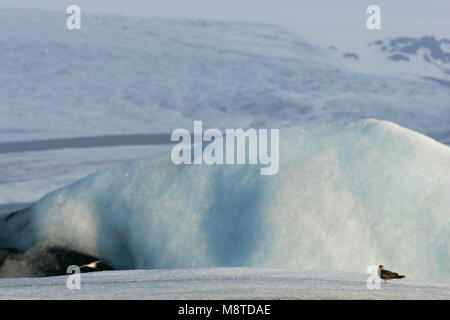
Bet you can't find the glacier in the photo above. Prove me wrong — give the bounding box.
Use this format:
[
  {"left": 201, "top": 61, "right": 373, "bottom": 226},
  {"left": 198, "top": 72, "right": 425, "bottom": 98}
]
[
  {"left": 0, "top": 119, "right": 449, "bottom": 282},
  {"left": 0, "top": 7, "right": 449, "bottom": 145}
]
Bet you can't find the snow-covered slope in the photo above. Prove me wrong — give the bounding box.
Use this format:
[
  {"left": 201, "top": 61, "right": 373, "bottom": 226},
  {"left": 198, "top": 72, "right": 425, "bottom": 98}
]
[
  {"left": 1, "top": 120, "right": 449, "bottom": 281},
  {"left": 0, "top": 8, "right": 448, "bottom": 145},
  {"left": 0, "top": 268, "right": 448, "bottom": 300}
]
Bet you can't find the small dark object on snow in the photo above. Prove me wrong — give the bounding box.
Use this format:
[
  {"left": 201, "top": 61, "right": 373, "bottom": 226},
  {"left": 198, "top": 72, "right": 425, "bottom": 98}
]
[{"left": 379, "top": 265, "right": 405, "bottom": 283}]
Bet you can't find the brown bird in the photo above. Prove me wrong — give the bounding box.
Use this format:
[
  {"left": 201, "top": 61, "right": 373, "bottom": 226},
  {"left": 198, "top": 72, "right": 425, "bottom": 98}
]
[{"left": 379, "top": 265, "right": 405, "bottom": 283}]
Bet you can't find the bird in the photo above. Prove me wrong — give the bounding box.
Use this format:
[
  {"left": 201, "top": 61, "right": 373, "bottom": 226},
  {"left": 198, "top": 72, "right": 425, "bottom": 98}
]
[
  {"left": 80, "top": 260, "right": 112, "bottom": 273},
  {"left": 379, "top": 265, "right": 405, "bottom": 283}
]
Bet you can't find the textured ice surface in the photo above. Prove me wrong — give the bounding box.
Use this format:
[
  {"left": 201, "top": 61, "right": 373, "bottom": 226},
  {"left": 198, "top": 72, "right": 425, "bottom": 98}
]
[
  {"left": 0, "top": 268, "right": 448, "bottom": 300},
  {"left": 1, "top": 120, "right": 448, "bottom": 282}
]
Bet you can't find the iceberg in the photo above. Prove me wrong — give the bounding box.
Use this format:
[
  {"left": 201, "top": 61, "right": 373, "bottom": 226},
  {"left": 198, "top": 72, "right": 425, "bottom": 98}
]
[{"left": 1, "top": 120, "right": 449, "bottom": 281}]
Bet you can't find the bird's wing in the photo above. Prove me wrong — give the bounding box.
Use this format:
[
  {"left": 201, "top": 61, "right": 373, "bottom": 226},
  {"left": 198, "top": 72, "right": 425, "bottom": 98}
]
[{"left": 382, "top": 270, "right": 399, "bottom": 279}]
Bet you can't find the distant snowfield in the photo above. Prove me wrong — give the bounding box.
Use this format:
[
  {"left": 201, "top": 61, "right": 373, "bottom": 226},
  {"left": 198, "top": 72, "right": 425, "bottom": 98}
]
[
  {"left": 0, "top": 268, "right": 448, "bottom": 300},
  {"left": 0, "top": 8, "right": 449, "bottom": 144}
]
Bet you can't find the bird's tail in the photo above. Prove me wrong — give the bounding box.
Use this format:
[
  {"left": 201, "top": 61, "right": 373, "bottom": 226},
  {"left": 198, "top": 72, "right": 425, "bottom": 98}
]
[{"left": 397, "top": 275, "right": 405, "bottom": 279}]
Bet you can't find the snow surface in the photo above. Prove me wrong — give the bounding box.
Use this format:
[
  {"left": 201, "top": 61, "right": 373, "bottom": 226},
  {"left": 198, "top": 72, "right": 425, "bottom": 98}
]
[
  {"left": 0, "top": 8, "right": 448, "bottom": 144},
  {"left": 1, "top": 120, "right": 449, "bottom": 283},
  {"left": 0, "top": 268, "right": 448, "bottom": 300}
]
